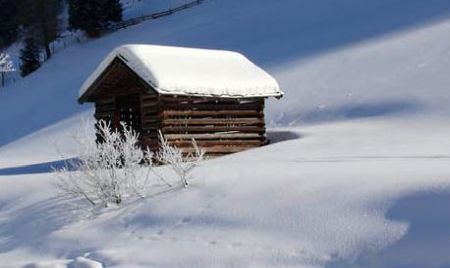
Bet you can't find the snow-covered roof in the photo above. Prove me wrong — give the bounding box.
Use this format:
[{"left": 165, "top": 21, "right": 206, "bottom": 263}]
[{"left": 79, "top": 44, "right": 283, "bottom": 99}]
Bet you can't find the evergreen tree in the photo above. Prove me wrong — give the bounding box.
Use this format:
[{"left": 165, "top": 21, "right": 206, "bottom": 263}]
[
  {"left": 68, "top": 0, "right": 122, "bottom": 37},
  {"left": 105, "top": 0, "right": 123, "bottom": 23},
  {"left": 17, "top": 0, "right": 62, "bottom": 59},
  {"left": 0, "top": 0, "right": 19, "bottom": 48},
  {"left": 68, "top": 0, "right": 82, "bottom": 31},
  {"left": 19, "top": 38, "right": 41, "bottom": 77}
]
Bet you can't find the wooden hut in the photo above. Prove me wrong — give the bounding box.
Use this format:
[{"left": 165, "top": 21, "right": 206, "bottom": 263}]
[{"left": 78, "top": 44, "right": 283, "bottom": 156}]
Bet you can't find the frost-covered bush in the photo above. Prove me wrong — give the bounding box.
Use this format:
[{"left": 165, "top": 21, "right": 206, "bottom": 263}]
[
  {"left": 54, "top": 120, "right": 204, "bottom": 207},
  {"left": 54, "top": 120, "right": 153, "bottom": 206},
  {"left": 0, "top": 52, "right": 15, "bottom": 87},
  {"left": 0, "top": 52, "right": 14, "bottom": 73},
  {"left": 157, "top": 131, "right": 205, "bottom": 188}
]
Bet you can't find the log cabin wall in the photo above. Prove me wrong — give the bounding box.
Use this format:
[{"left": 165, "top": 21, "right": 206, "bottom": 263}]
[
  {"left": 156, "top": 95, "right": 267, "bottom": 156},
  {"left": 91, "top": 59, "right": 149, "bottom": 144},
  {"left": 94, "top": 97, "right": 115, "bottom": 123},
  {"left": 87, "top": 58, "right": 268, "bottom": 156},
  {"left": 139, "top": 92, "right": 160, "bottom": 151}
]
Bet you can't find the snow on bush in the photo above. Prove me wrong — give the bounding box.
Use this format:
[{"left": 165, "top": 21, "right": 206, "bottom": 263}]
[
  {"left": 0, "top": 52, "right": 14, "bottom": 72},
  {"left": 0, "top": 52, "right": 15, "bottom": 87},
  {"left": 157, "top": 131, "right": 205, "bottom": 188},
  {"left": 54, "top": 120, "right": 151, "bottom": 206},
  {"left": 54, "top": 120, "right": 204, "bottom": 207}
]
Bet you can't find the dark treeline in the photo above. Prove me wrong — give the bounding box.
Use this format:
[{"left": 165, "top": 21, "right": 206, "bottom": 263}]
[
  {"left": 0, "top": 0, "right": 122, "bottom": 77},
  {"left": 69, "top": 0, "right": 122, "bottom": 37},
  {"left": 0, "top": 0, "right": 63, "bottom": 58},
  {"left": 0, "top": 0, "right": 18, "bottom": 48}
]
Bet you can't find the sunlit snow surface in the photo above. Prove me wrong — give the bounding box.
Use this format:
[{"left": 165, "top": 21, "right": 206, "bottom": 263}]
[{"left": 1, "top": 0, "right": 450, "bottom": 267}]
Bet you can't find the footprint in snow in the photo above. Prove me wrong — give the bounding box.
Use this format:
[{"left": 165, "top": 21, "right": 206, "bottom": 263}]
[{"left": 181, "top": 217, "right": 191, "bottom": 224}]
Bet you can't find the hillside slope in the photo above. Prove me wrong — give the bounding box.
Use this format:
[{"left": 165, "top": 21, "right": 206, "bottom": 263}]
[
  {"left": 2, "top": 0, "right": 450, "bottom": 149},
  {"left": 1, "top": 0, "right": 450, "bottom": 267}
]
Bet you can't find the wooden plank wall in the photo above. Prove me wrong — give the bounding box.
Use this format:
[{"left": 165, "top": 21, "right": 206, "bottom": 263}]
[
  {"left": 94, "top": 97, "right": 115, "bottom": 122},
  {"left": 156, "top": 95, "right": 267, "bottom": 156},
  {"left": 139, "top": 92, "right": 160, "bottom": 151},
  {"left": 94, "top": 97, "right": 115, "bottom": 143},
  {"left": 88, "top": 58, "right": 268, "bottom": 156}
]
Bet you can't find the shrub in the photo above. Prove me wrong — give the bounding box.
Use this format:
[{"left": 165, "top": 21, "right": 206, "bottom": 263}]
[
  {"left": 157, "top": 131, "right": 204, "bottom": 188},
  {"left": 54, "top": 120, "right": 204, "bottom": 207}
]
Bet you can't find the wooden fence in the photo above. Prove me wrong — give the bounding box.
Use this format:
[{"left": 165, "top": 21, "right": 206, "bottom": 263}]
[{"left": 101, "top": 0, "right": 203, "bottom": 34}]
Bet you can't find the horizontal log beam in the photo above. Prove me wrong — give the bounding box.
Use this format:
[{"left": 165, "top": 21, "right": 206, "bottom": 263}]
[
  {"left": 162, "top": 125, "right": 264, "bottom": 133},
  {"left": 163, "top": 133, "right": 263, "bottom": 140},
  {"left": 95, "top": 98, "right": 115, "bottom": 105},
  {"left": 175, "top": 145, "right": 258, "bottom": 154},
  {"left": 141, "top": 101, "right": 159, "bottom": 108},
  {"left": 94, "top": 112, "right": 113, "bottom": 118},
  {"left": 160, "top": 95, "right": 262, "bottom": 102},
  {"left": 141, "top": 108, "right": 160, "bottom": 115},
  {"left": 162, "top": 103, "right": 263, "bottom": 111},
  {"left": 161, "top": 110, "right": 264, "bottom": 117},
  {"left": 141, "top": 93, "right": 158, "bottom": 99},
  {"left": 161, "top": 117, "right": 264, "bottom": 126},
  {"left": 167, "top": 139, "right": 265, "bottom": 147}
]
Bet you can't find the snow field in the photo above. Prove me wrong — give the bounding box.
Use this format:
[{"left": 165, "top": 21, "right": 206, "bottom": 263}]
[{"left": 1, "top": 0, "right": 450, "bottom": 267}]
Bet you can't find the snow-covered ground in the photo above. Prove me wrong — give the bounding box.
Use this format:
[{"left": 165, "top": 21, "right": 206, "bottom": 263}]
[{"left": 1, "top": 0, "right": 450, "bottom": 267}]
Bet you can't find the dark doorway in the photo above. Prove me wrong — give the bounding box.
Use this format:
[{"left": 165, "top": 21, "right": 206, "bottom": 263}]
[{"left": 114, "top": 94, "right": 142, "bottom": 133}]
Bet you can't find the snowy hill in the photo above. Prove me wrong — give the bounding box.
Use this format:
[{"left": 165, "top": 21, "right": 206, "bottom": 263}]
[{"left": 1, "top": 0, "right": 450, "bottom": 267}]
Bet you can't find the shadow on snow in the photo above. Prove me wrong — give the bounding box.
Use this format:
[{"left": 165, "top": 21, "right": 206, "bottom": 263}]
[
  {"left": 273, "top": 99, "right": 421, "bottom": 126},
  {"left": 0, "top": 159, "right": 78, "bottom": 176},
  {"left": 327, "top": 190, "right": 450, "bottom": 268},
  {"left": 266, "top": 130, "right": 302, "bottom": 144}
]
